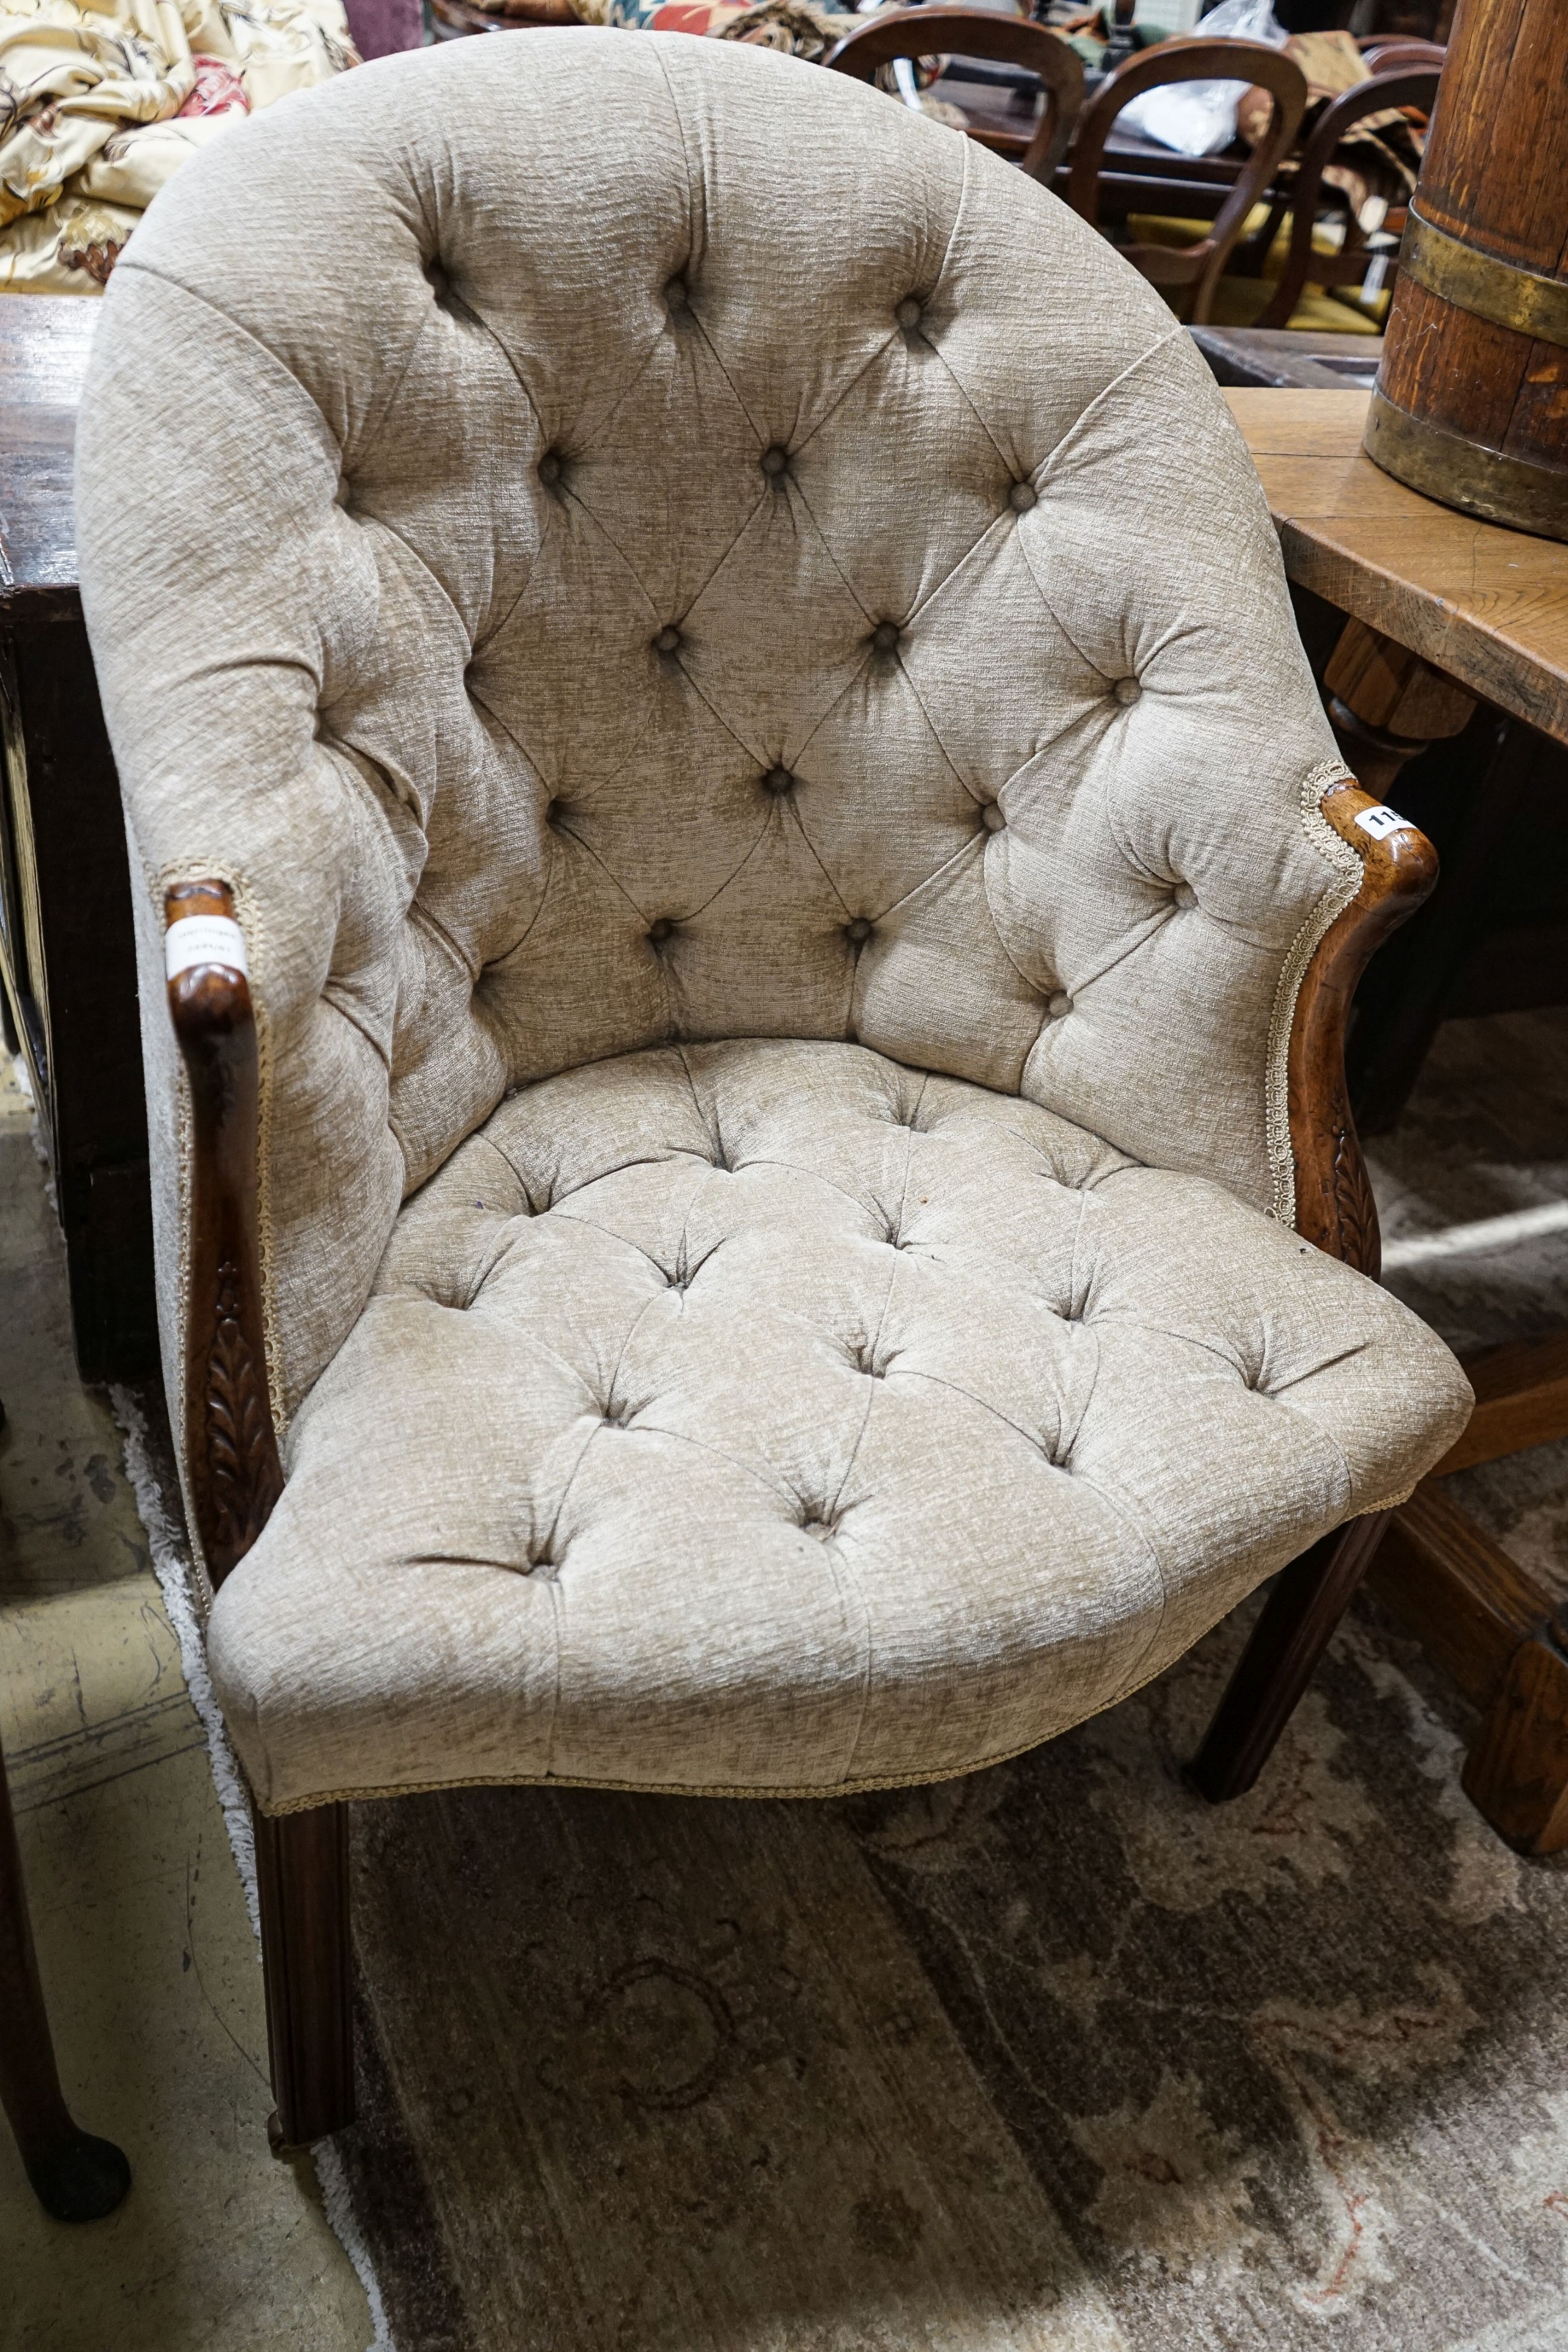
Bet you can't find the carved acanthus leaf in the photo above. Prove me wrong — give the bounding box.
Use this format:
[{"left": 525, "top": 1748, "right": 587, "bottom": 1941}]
[
  {"left": 1331, "top": 1124, "right": 1379, "bottom": 1275},
  {"left": 204, "top": 1258, "right": 281, "bottom": 1561}
]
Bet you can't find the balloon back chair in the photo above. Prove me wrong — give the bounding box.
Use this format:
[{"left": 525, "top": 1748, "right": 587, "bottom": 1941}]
[
  {"left": 1249, "top": 62, "right": 1441, "bottom": 330},
  {"left": 75, "top": 33, "right": 1470, "bottom": 2149},
  {"left": 1066, "top": 37, "right": 1309, "bottom": 324},
  {"left": 824, "top": 7, "right": 1086, "bottom": 184}
]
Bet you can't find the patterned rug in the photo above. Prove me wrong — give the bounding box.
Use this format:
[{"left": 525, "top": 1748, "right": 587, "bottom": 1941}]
[{"left": 334, "top": 1596, "right": 1568, "bottom": 2350}]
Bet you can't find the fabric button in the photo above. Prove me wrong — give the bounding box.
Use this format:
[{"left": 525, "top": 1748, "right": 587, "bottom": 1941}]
[
  {"left": 846, "top": 917, "right": 873, "bottom": 946},
  {"left": 762, "top": 765, "right": 793, "bottom": 796},
  {"left": 648, "top": 918, "right": 676, "bottom": 945},
  {"left": 653, "top": 626, "right": 682, "bottom": 654},
  {"left": 871, "top": 621, "right": 900, "bottom": 654},
  {"left": 981, "top": 802, "right": 1006, "bottom": 833},
  {"left": 895, "top": 297, "right": 922, "bottom": 329},
  {"left": 1113, "top": 676, "right": 1141, "bottom": 706},
  {"left": 1173, "top": 880, "right": 1197, "bottom": 910},
  {"left": 1048, "top": 991, "right": 1073, "bottom": 1018},
  {"left": 760, "top": 445, "right": 789, "bottom": 478},
  {"left": 1008, "top": 479, "right": 1037, "bottom": 513},
  {"left": 538, "top": 451, "right": 562, "bottom": 486}
]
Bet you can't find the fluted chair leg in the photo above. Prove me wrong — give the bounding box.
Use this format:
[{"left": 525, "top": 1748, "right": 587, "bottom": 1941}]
[
  {"left": 255, "top": 1802, "right": 354, "bottom": 2148},
  {"left": 0, "top": 1740, "right": 130, "bottom": 2220},
  {"left": 1188, "top": 1515, "right": 1390, "bottom": 1803}
]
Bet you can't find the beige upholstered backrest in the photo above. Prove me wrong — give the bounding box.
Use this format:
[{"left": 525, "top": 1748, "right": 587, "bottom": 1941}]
[{"left": 76, "top": 32, "right": 1353, "bottom": 1424}]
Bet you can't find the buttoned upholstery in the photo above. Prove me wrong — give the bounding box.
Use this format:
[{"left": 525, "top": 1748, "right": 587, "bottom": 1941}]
[{"left": 75, "top": 34, "right": 1470, "bottom": 1813}]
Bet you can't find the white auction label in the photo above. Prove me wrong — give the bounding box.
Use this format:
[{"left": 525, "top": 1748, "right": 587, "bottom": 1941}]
[
  {"left": 1354, "top": 804, "right": 1407, "bottom": 841},
  {"left": 165, "top": 914, "right": 249, "bottom": 981}
]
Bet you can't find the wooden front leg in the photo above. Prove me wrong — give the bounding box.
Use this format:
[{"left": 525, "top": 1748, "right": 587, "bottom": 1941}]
[
  {"left": 165, "top": 881, "right": 354, "bottom": 2142},
  {"left": 0, "top": 1735, "right": 130, "bottom": 2219},
  {"left": 1188, "top": 1517, "right": 1391, "bottom": 1804}
]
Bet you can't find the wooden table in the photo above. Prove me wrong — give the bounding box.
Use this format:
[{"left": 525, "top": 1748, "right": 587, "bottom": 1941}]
[
  {"left": 1230, "top": 387, "right": 1568, "bottom": 746},
  {"left": 0, "top": 296, "right": 157, "bottom": 1381},
  {"left": 1234, "top": 384, "right": 1568, "bottom": 1858}
]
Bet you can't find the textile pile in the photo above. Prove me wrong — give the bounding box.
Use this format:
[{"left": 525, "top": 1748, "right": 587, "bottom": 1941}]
[
  {"left": 1239, "top": 28, "right": 1427, "bottom": 227},
  {"left": 0, "top": 0, "right": 356, "bottom": 293}
]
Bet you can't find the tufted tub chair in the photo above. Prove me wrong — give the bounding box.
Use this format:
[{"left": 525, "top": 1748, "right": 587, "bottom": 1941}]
[{"left": 75, "top": 31, "right": 1470, "bottom": 2148}]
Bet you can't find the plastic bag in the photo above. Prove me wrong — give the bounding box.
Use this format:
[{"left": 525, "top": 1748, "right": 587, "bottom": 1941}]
[{"left": 1117, "top": 0, "right": 1287, "bottom": 159}]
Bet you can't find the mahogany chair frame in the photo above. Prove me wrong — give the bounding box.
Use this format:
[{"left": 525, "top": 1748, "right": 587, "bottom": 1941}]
[
  {"left": 167, "top": 784, "right": 1436, "bottom": 2146},
  {"left": 1356, "top": 36, "right": 1446, "bottom": 72},
  {"left": 0, "top": 1731, "right": 131, "bottom": 2219},
  {"left": 1065, "top": 38, "right": 1308, "bottom": 324},
  {"left": 824, "top": 7, "right": 1086, "bottom": 183},
  {"left": 1248, "top": 65, "right": 1439, "bottom": 331}
]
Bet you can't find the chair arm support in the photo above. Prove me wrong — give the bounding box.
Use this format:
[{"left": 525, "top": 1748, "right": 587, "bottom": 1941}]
[
  {"left": 1287, "top": 782, "right": 1438, "bottom": 1279},
  {"left": 165, "top": 879, "right": 282, "bottom": 1587}
]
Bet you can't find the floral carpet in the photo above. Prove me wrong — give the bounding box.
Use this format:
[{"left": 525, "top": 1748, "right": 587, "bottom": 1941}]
[{"left": 334, "top": 1587, "right": 1568, "bottom": 2349}]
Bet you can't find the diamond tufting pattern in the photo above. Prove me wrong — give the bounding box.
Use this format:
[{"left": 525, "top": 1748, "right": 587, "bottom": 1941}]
[
  {"left": 73, "top": 35, "right": 1470, "bottom": 1812},
  {"left": 208, "top": 1039, "right": 1467, "bottom": 1811}
]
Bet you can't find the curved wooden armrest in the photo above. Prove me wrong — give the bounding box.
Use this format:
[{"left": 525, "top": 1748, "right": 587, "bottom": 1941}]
[
  {"left": 165, "top": 879, "right": 281, "bottom": 1587},
  {"left": 1287, "top": 783, "right": 1438, "bottom": 1280},
  {"left": 825, "top": 8, "right": 1086, "bottom": 180}
]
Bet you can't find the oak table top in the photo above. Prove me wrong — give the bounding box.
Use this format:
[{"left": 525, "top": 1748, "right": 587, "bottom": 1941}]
[{"left": 1228, "top": 386, "right": 1568, "bottom": 748}]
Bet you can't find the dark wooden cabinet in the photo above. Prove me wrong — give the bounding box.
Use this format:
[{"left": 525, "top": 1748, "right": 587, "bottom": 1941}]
[{"left": 0, "top": 297, "right": 156, "bottom": 1380}]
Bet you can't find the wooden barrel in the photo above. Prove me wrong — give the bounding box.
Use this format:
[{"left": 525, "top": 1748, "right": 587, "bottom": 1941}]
[{"left": 1365, "top": 0, "right": 1568, "bottom": 541}]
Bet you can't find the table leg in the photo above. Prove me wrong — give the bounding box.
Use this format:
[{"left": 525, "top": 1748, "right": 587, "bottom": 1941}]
[
  {"left": 0, "top": 1734, "right": 131, "bottom": 2219},
  {"left": 1462, "top": 1625, "right": 1568, "bottom": 1855},
  {"left": 1322, "top": 617, "right": 1476, "bottom": 797},
  {"left": 1369, "top": 1334, "right": 1568, "bottom": 1858},
  {"left": 1346, "top": 713, "right": 1540, "bottom": 1138}
]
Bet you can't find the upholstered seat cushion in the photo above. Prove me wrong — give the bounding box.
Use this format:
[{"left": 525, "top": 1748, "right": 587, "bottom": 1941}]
[{"left": 209, "top": 1038, "right": 1469, "bottom": 1813}]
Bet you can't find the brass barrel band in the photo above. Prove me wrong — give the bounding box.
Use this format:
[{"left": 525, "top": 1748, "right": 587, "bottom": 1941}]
[
  {"left": 1364, "top": 390, "right": 1568, "bottom": 543},
  {"left": 1399, "top": 206, "right": 1568, "bottom": 350}
]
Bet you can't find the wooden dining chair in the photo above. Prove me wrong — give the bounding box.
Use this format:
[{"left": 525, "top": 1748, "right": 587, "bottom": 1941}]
[
  {"left": 1250, "top": 62, "right": 1439, "bottom": 328},
  {"left": 1, "top": 1731, "right": 130, "bottom": 2221},
  {"left": 825, "top": 6, "right": 1085, "bottom": 181},
  {"left": 1357, "top": 35, "right": 1445, "bottom": 71},
  {"left": 1065, "top": 38, "right": 1308, "bottom": 324}
]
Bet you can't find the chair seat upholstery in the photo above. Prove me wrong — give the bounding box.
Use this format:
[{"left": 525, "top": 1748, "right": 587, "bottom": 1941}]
[{"left": 210, "top": 1038, "right": 1469, "bottom": 1813}]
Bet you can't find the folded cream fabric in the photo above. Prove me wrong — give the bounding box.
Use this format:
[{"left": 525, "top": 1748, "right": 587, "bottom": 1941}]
[
  {"left": 74, "top": 37, "right": 1470, "bottom": 1815},
  {"left": 0, "top": 0, "right": 355, "bottom": 293}
]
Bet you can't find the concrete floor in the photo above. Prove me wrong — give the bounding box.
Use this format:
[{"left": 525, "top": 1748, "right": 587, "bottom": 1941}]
[{"left": 0, "top": 1055, "right": 372, "bottom": 2352}]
